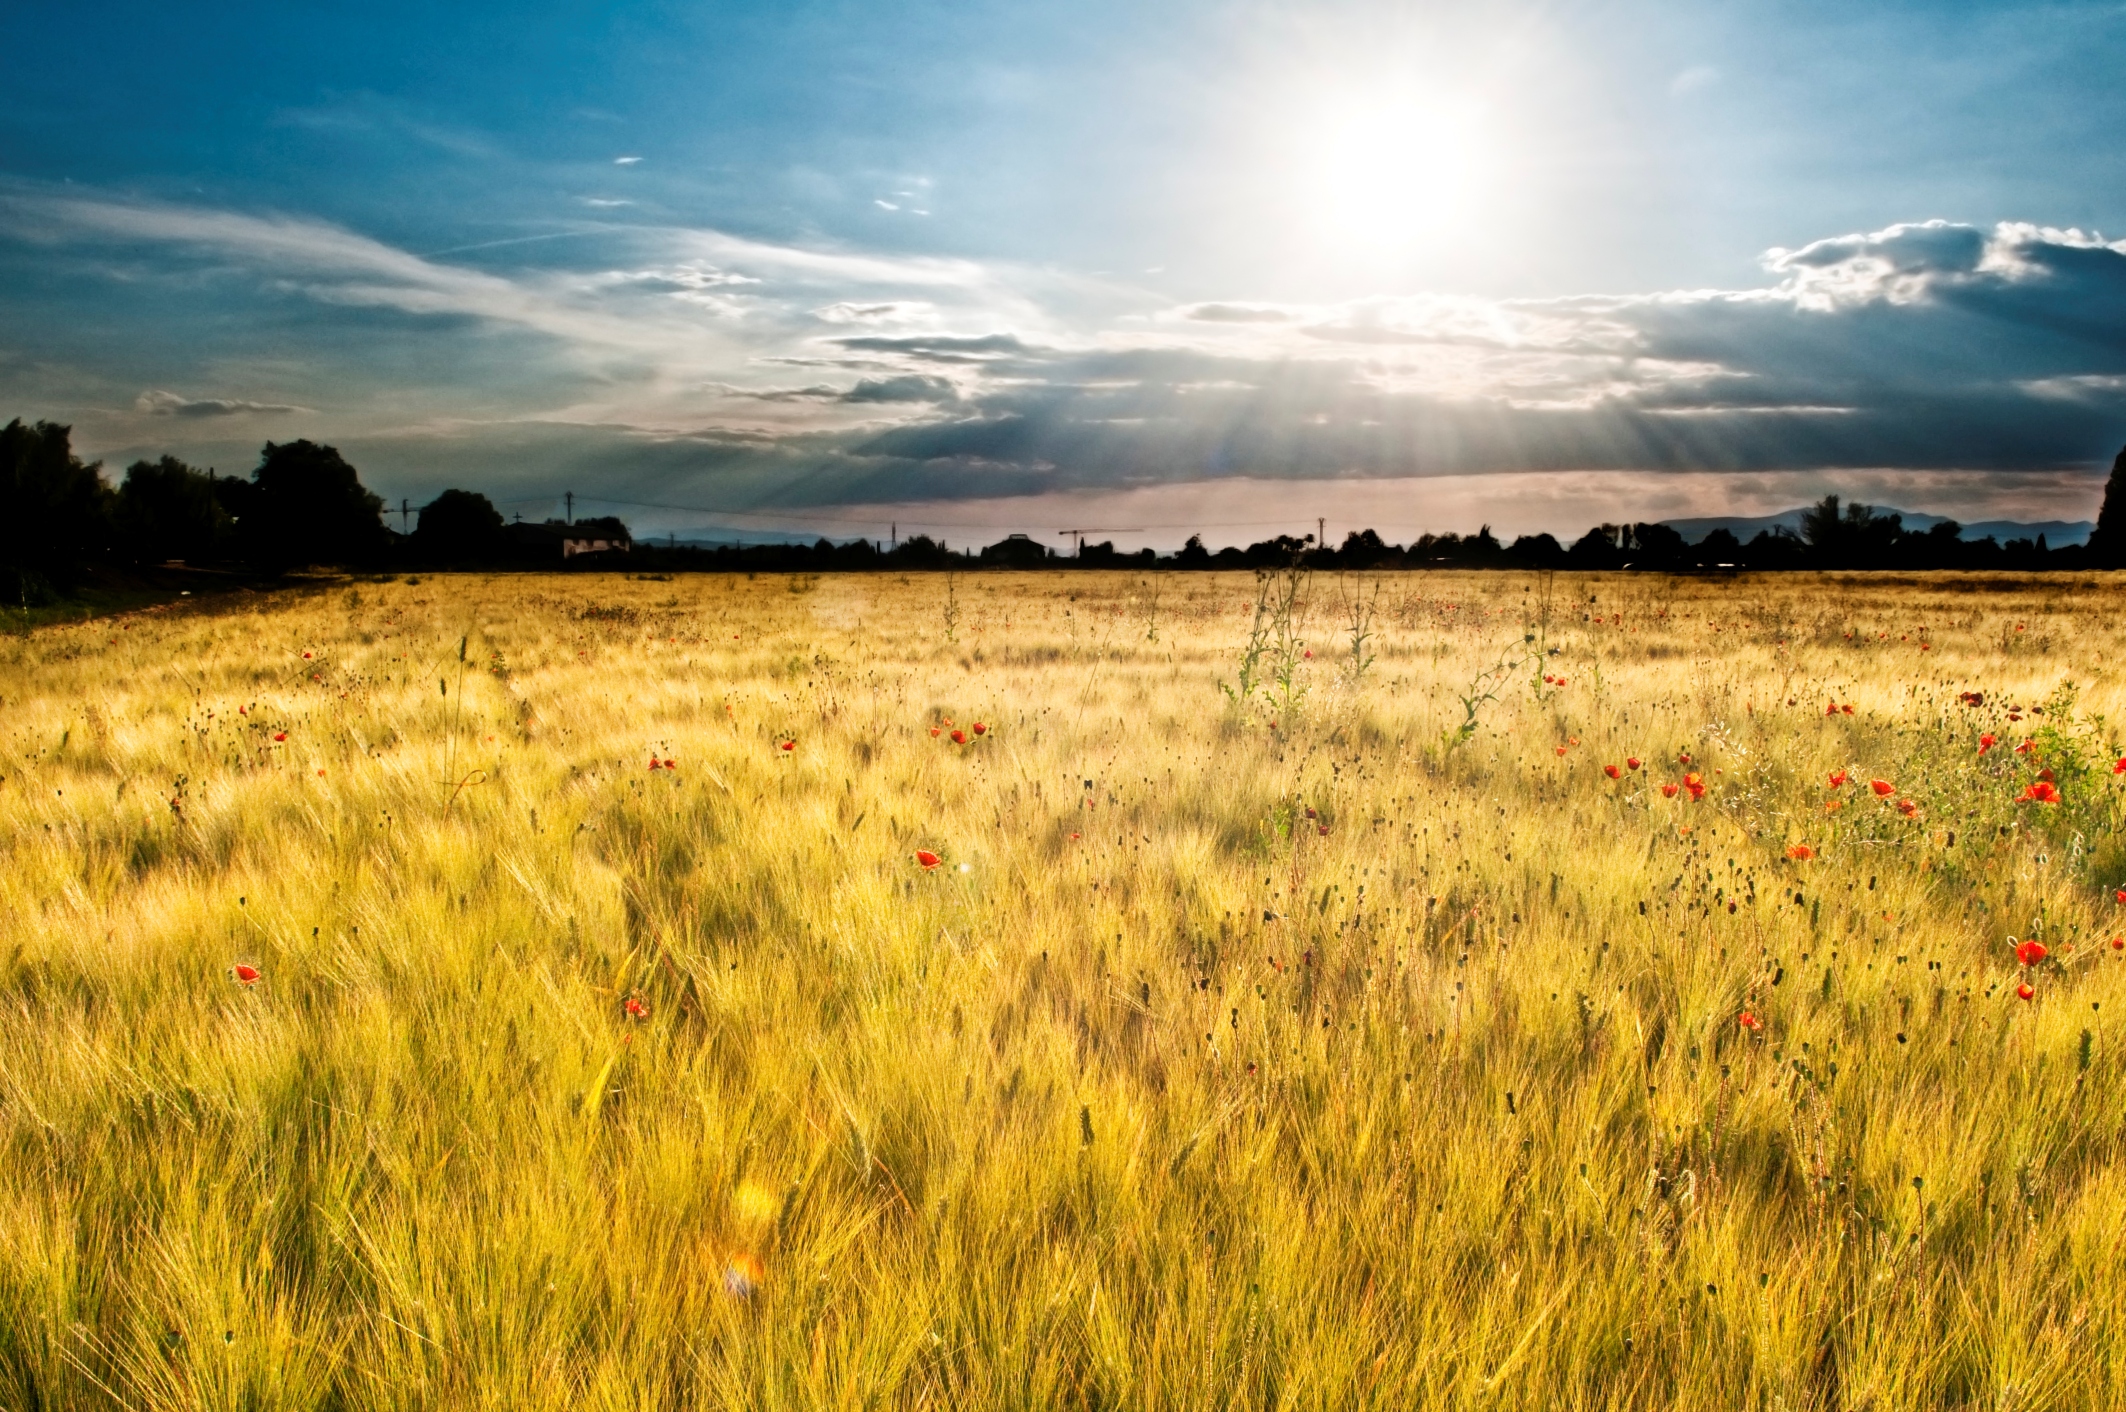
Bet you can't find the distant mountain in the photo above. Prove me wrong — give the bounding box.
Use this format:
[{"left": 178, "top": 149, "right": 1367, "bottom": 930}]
[{"left": 1662, "top": 508, "right": 2091, "bottom": 547}]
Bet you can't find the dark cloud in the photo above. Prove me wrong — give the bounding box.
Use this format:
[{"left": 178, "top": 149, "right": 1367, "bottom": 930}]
[
  {"left": 136, "top": 389, "right": 307, "bottom": 417},
  {"left": 840, "top": 374, "right": 960, "bottom": 404}
]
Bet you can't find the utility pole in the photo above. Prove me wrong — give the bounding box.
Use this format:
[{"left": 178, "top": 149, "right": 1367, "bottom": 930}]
[
  {"left": 400, "top": 498, "right": 411, "bottom": 534},
  {"left": 565, "top": 492, "right": 574, "bottom": 525},
  {"left": 1318, "top": 517, "right": 1325, "bottom": 549},
  {"left": 891, "top": 522, "right": 897, "bottom": 550}
]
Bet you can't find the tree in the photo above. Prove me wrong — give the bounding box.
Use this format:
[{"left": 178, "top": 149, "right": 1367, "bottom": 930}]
[
  {"left": 1567, "top": 525, "right": 1624, "bottom": 568},
  {"left": 240, "top": 440, "right": 385, "bottom": 569},
  {"left": 115, "top": 456, "right": 232, "bottom": 564},
  {"left": 1695, "top": 528, "right": 1743, "bottom": 564},
  {"left": 414, "top": 488, "right": 505, "bottom": 564},
  {"left": 1, "top": 419, "right": 112, "bottom": 579},
  {"left": 2090, "top": 445, "right": 2126, "bottom": 568}
]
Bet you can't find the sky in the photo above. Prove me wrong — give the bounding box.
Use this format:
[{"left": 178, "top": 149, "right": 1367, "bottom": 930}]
[{"left": 3, "top": 0, "right": 2125, "bottom": 548}]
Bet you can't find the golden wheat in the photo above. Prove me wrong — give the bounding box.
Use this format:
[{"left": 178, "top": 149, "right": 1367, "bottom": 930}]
[{"left": 3, "top": 568, "right": 2124, "bottom": 1409}]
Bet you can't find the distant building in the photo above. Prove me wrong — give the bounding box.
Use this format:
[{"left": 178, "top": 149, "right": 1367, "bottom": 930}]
[
  {"left": 980, "top": 533, "right": 1053, "bottom": 567},
  {"left": 504, "top": 518, "right": 632, "bottom": 560}
]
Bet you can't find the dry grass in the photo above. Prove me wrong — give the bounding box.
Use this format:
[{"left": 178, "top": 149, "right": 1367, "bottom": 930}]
[{"left": 4, "top": 567, "right": 2126, "bottom": 1409}]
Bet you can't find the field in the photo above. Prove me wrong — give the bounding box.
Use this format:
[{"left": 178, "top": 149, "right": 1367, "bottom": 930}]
[{"left": 5, "top": 567, "right": 2126, "bottom": 1410}]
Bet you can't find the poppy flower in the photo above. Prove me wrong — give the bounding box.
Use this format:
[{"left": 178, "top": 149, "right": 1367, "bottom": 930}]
[
  {"left": 2116, "top": 889, "right": 2125, "bottom": 905},
  {"left": 625, "top": 996, "right": 648, "bottom": 1018},
  {"left": 1739, "top": 1010, "right": 1763, "bottom": 1031},
  {"left": 2113, "top": 936, "right": 2124, "bottom": 951},
  {"left": 1626, "top": 757, "right": 1641, "bottom": 771},
  {"left": 1554, "top": 677, "right": 1568, "bottom": 687},
  {"left": 1828, "top": 771, "right": 1848, "bottom": 788},
  {"left": 1979, "top": 734, "right": 1996, "bottom": 754},
  {"left": 1869, "top": 779, "right": 1893, "bottom": 797},
  {"left": 2015, "top": 939, "right": 2048, "bottom": 966},
  {"left": 1678, "top": 753, "right": 1691, "bottom": 764},
  {"left": 1660, "top": 783, "right": 1679, "bottom": 799},
  {"left": 274, "top": 732, "right": 287, "bottom": 742},
  {"left": 664, "top": 759, "right": 676, "bottom": 769},
  {"left": 2114, "top": 758, "right": 2126, "bottom": 775},
  {"left": 1604, "top": 764, "right": 1621, "bottom": 779},
  {"left": 930, "top": 728, "right": 940, "bottom": 737},
  {"left": 951, "top": 730, "right": 967, "bottom": 744},
  {"left": 915, "top": 850, "right": 941, "bottom": 869},
  {"left": 2019, "top": 781, "right": 2061, "bottom": 804},
  {"left": 649, "top": 759, "right": 663, "bottom": 771},
  {"left": 1556, "top": 745, "right": 1568, "bottom": 757},
  {"left": 233, "top": 964, "right": 261, "bottom": 986},
  {"left": 1896, "top": 798, "right": 1919, "bottom": 817},
  {"left": 1825, "top": 703, "right": 1839, "bottom": 717},
  {"left": 1683, "top": 772, "right": 1707, "bottom": 801},
  {"left": 1787, "top": 844, "right": 1815, "bottom": 860},
  {"left": 1841, "top": 704, "right": 1854, "bottom": 715},
  {"left": 972, "top": 722, "right": 987, "bottom": 735},
  {"left": 780, "top": 740, "right": 795, "bottom": 752},
  {"left": 1826, "top": 799, "right": 1844, "bottom": 813},
  {"left": 2017, "top": 982, "right": 2034, "bottom": 1001},
  {"left": 2014, "top": 739, "right": 2034, "bottom": 756}
]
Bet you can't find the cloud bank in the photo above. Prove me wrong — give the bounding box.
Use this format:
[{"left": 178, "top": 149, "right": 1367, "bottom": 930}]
[{"left": 3, "top": 189, "right": 2122, "bottom": 536}]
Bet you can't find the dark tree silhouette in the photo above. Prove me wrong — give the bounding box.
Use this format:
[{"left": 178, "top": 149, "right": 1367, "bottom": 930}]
[
  {"left": 1, "top": 419, "right": 111, "bottom": 583},
  {"left": 1695, "top": 527, "right": 1743, "bottom": 563},
  {"left": 414, "top": 488, "right": 506, "bottom": 563},
  {"left": 240, "top": 440, "right": 385, "bottom": 569},
  {"left": 2089, "top": 445, "right": 2126, "bottom": 568},
  {"left": 115, "top": 456, "right": 231, "bottom": 564}
]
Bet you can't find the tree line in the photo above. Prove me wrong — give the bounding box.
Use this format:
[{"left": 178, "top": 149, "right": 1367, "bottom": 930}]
[{"left": 7, "top": 418, "right": 2124, "bottom": 597}]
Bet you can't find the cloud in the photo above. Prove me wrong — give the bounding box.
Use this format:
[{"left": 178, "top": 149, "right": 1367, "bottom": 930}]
[
  {"left": 840, "top": 374, "right": 959, "bottom": 404},
  {"left": 8, "top": 187, "right": 2122, "bottom": 533},
  {"left": 136, "top": 389, "right": 308, "bottom": 417},
  {"left": 613, "top": 155, "right": 643, "bottom": 165},
  {"left": 1184, "top": 303, "right": 1290, "bottom": 323},
  {"left": 1669, "top": 65, "right": 1719, "bottom": 97}
]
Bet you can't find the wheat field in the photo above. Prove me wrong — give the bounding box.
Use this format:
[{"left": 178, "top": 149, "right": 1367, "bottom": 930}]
[{"left": 4, "top": 568, "right": 2125, "bottom": 1410}]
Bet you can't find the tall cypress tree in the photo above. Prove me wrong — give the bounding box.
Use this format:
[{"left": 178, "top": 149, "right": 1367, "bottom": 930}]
[{"left": 2092, "top": 444, "right": 2126, "bottom": 568}]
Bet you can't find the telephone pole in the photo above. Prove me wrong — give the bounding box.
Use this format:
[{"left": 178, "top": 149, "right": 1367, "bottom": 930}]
[
  {"left": 565, "top": 492, "right": 574, "bottom": 525},
  {"left": 400, "top": 498, "right": 411, "bottom": 534},
  {"left": 1317, "top": 516, "right": 1325, "bottom": 549}
]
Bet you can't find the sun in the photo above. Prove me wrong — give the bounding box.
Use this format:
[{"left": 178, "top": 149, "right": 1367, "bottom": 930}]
[{"left": 1299, "top": 95, "right": 1491, "bottom": 255}]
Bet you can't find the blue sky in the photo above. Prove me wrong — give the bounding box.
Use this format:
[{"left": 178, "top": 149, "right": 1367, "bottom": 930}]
[{"left": 4, "top": 0, "right": 2125, "bottom": 545}]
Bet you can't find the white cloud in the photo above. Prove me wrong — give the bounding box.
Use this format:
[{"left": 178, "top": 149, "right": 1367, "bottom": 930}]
[{"left": 613, "top": 155, "right": 643, "bottom": 165}]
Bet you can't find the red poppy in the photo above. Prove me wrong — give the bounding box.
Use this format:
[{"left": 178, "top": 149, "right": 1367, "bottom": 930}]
[
  {"left": 1626, "top": 757, "right": 1641, "bottom": 771},
  {"left": 1869, "top": 779, "right": 1893, "bottom": 796},
  {"left": 2115, "top": 758, "right": 2126, "bottom": 775},
  {"left": 780, "top": 740, "right": 795, "bottom": 752},
  {"left": 1841, "top": 704, "right": 1854, "bottom": 715},
  {"left": 1554, "top": 677, "right": 1568, "bottom": 686},
  {"left": 1828, "top": 771, "right": 1848, "bottom": 788},
  {"left": 1738, "top": 1010, "right": 1763, "bottom": 1031},
  {"left": 2014, "top": 739, "right": 2034, "bottom": 756},
  {"left": 1555, "top": 745, "right": 1568, "bottom": 757},
  {"left": 233, "top": 964, "right": 261, "bottom": 986},
  {"left": 1660, "top": 783, "right": 1679, "bottom": 798},
  {"left": 1787, "top": 844, "right": 1815, "bottom": 860},
  {"left": 951, "top": 730, "right": 967, "bottom": 744},
  {"left": 1677, "top": 753, "right": 1691, "bottom": 764},
  {"left": 1604, "top": 764, "right": 1621, "bottom": 779},
  {"left": 1825, "top": 703, "right": 1838, "bottom": 717},
  {"left": 2116, "top": 889, "right": 2125, "bottom": 905},
  {"left": 664, "top": 759, "right": 676, "bottom": 769},
  {"left": 1896, "top": 798, "right": 1919, "bottom": 817},
  {"left": 625, "top": 996, "right": 648, "bottom": 1018},
  {"left": 2017, "top": 982, "right": 2034, "bottom": 1001},
  {"left": 2113, "top": 936, "right": 2124, "bottom": 950},
  {"left": 2015, "top": 939, "right": 2048, "bottom": 966},
  {"left": 972, "top": 722, "right": 987, "bottom": 735},
  {"left": 1683, "top": 772, "right": 1707, "bottom": 801},
  {"left": 1979, "top": 733, "right": 1996, "bottom": 754},
  {"left": 649, "top": 759, "right": 662, "bottom": 770},
  {"left": 274, "top": 732, "right": 287, "bottom": 742},
  {"left": 930, "top": 728, "right": 941, "bottom": 737},
  {"left": 2019, "top": 781, "right": 2061, "bottom": 804},
  {"left": 915, "top": 849, "right": 941, "bottom": 869}
]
